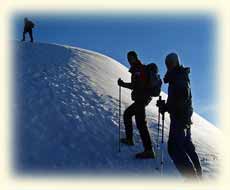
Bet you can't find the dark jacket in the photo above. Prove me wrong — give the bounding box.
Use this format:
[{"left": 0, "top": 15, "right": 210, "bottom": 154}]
[
  {"left": 122, "top": 61, "right": 151, "bottom": 104},
  {"left": 24, "top": 20, "right": 34, "bottom": 32},
  {"left": 164, "top": 65, "right": 193, "bottom": 125}
]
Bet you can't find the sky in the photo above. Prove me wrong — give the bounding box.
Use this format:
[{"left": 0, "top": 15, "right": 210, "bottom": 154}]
[{"left": 12, "top": 13, "right": 218, "bottom": 125}]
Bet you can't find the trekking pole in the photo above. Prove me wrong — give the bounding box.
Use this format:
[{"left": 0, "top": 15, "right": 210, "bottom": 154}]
[
  {"left": 155, "top": 96, "right": 161, "bottom": 171},
  {"left": 118, "top": 85, "right": 121, "bottom": 152},
  {"left": 160, "top": 108, "right": 165, "bottom": 175},
  {"left": 156, "top": 96, "right": 161, "bottom": 155}
]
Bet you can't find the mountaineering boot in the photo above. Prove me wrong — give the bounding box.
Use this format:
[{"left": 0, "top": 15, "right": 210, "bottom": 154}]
[
  {"left": 120, "top": 138, "right": 134, "bottom": 146},
  {"left": 196, "top": 168, "right": 203, "bottom": 179},
  {"left": 135, "top": 150, "right": 155, "bottom": 159}
]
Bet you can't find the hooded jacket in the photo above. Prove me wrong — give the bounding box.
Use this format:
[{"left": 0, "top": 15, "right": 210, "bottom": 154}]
[
  {"left": 122, "top": 60, "right": 151, "bottom": 104},
  {"left": 24, "top": 20, "right": 35, "bottom": 32},
  {"left": 164, "top": 65, "right": 193, "bottom": 125}
]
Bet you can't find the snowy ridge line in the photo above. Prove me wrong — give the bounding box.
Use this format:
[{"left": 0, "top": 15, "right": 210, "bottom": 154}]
[{"left": 19, "top": 40, "right": 128, "bottom": 71}]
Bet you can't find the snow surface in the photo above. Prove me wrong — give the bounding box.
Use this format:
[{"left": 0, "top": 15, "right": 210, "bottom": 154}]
[{"left": 13, "top": 41, "right": 221, "bottom": 178}]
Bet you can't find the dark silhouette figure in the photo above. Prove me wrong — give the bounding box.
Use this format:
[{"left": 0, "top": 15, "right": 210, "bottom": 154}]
[
  {"left": 117, "top": 51, "right": 155, "bottom": 159},
  {"left": 157, "top": 53, "right": 202, "bottom": 179},
  {"left": 21, "top": 17, "right": 35, "bottom": 42}
]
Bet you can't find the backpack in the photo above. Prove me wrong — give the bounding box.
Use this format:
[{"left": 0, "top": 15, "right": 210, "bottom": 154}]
[
  {"left": 30, "top": 21, "right": 35, "bottom": 28},
  {"left": 145, "top": 63, "right": 162, "bottom": 97}
]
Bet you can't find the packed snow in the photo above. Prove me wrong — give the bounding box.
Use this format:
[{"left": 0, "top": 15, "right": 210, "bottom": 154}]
[{"left": 13, "top": 41, "right": 221, "bottom": 178}]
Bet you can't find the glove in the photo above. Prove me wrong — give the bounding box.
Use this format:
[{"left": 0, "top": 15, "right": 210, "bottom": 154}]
[
  {"left": 117, "top": 78, "right": 125, "bottom": 87},
  {"left": 159, "top": 105, "right": 167, "bottom": 114},
  {"left": 156, "top": 99, "right": 167, "bottom": 114}
]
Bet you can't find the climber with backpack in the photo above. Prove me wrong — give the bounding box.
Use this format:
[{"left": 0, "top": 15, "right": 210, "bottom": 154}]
[
  {"left": 117, "top": 51, "right": 162, "bottom": 159},
  {"left": 21, "top": 17, "right": 35, "bottom": 43}
]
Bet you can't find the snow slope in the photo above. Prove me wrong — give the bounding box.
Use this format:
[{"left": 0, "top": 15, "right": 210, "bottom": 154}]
[{"left": 13, "top": 41, "right": 221, "bottom": 178}]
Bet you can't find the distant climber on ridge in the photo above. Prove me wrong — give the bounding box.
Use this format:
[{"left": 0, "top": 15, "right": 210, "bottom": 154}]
[
  {"left": 21, "top": 17, "right": 35, "bottom": 43},
  {"left": 117, "top": 51, "right": 161, "bottom": 159}
]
